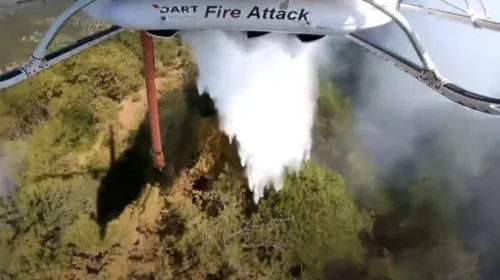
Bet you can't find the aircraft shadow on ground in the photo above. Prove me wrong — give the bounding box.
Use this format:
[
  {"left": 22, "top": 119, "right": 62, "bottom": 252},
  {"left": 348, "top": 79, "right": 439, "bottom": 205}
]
[{"left": 96, "top": 79, "right": 217, "bottom": 239}]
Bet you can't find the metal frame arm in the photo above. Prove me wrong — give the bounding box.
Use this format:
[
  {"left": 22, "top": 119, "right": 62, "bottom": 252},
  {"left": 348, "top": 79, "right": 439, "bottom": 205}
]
[
  {"left": 348, "top": 0, "right": 500, "bottom": 115},
  {"left": 399, "top": 3, "right": 500, "bottom": 32},
  {"left": 362, "top": 0, "right": 436, "bottom": 70},
  {"left": 0, "top": 0, "right": 123, "bottom": 91},
  {"left": 33, "top": 0, "right": 98, "bottom": 59}
]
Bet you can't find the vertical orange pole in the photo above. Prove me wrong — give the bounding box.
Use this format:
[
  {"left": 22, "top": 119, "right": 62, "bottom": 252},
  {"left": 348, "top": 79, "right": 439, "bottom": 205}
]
[{"left": 140, "top": 31, "right": 165, "bottom": 170}]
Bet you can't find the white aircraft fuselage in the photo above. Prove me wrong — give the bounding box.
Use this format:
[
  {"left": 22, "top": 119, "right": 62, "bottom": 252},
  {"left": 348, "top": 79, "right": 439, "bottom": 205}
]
[
  {"left": 83, "top": 0, "right": 399, "bottom": 35},
  {"left": 3, "top": 0, "right": 500, "bottom": 117}
]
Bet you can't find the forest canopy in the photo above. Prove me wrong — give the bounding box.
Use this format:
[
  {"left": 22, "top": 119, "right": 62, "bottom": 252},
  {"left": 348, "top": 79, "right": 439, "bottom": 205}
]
[{"left": 0, "top": 31, "right": 480, "bottom": 280}]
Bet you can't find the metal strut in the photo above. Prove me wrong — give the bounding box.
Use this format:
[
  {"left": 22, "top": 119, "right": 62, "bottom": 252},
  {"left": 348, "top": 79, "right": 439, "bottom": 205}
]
[
  {"left": 0, "top": 0, "right": 124, "bottom": 90},
  {"left": 398, "top": 2, "right": 500, "bottom": 31},
  {"left": 0, "top": 0, "right": 165, "bottom": 170},
  {"left": 140, "top": 32, "right": 165, "bottom": 171},
  {"left": 348, "top": 0, "right": 500, "bottom": 115}
]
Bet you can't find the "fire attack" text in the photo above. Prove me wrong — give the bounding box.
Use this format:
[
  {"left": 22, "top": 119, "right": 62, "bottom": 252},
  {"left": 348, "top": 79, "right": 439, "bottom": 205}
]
[{"left": 204, "top": 6, "right": 310, "bottom": 21}]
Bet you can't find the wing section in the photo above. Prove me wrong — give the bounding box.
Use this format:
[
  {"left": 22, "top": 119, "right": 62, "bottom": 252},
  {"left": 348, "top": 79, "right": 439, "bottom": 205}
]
[{"left": 347, "top": 0, "right": 500, "bottom": 115}]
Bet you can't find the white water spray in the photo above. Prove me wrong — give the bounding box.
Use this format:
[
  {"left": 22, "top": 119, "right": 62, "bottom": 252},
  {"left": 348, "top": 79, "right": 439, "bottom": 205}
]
[{"left": 180, "top": 30, "right": 320, "bottom": 202}]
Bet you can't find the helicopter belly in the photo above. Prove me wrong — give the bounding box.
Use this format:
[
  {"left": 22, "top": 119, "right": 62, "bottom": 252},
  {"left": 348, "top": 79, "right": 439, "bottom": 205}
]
[
  {"left": 3, "top": 0, "right": 500, "bottom": 117},
  {"left": 83, "top": 0, "right": 398, "bottom": 35}
]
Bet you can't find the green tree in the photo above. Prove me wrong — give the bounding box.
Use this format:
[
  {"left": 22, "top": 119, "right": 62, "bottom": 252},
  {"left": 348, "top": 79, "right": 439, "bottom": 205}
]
[
  {"left": 259, "top": 162, "right": 373, "bottom": 280},
  {"left": 372, "top": 179, "right": 480, "bottom": 280}
]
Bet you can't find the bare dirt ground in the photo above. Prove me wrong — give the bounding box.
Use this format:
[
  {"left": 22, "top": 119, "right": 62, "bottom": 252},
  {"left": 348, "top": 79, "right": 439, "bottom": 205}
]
[
  {"left": 119, "top": 66, "right": 184, "bottom": 133},
  {"left": 73, "top": 64, "right": 184, "bottom": 169},
  {"left": 68, "top": 63, "right": 218, "bottom": 279},
  {"left": 118, "top": 77, "right": 167, "bottom": 133}
]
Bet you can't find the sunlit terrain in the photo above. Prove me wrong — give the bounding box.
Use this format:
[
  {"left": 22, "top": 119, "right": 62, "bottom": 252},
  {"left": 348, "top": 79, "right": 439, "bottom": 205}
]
[{"left": 1, "top": 1, "right": 500, "bottom": 279}]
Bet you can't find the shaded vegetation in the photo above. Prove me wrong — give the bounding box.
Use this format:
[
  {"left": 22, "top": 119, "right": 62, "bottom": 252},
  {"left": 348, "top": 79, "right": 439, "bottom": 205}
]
[{"left": 0, "top": 30, "right": 480, "bottom": 280}]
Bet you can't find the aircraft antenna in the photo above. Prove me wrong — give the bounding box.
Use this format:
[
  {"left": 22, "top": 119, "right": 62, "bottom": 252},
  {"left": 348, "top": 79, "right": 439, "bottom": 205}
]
[
  {"left": 439, "top": 0, "right": 469, "bottom": 14},
  {"left": 414, "top": 0, "right": 431, "bottom": 12},
  {"left": 477, "top": 0, "right": 490, "bottom": 19},
  {"left": 464, "top": 0, "right": 470, "bottom": 10}
]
